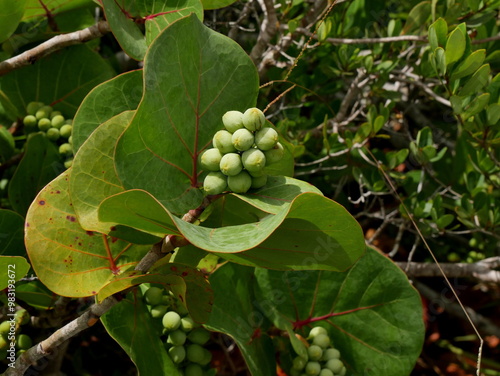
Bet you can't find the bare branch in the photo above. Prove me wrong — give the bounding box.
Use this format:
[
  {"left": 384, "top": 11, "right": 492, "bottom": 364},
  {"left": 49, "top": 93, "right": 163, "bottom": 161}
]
[
  {"left": 250, "top": 0, "right": 278, "bottom": 65},
  {"left": 398, "top": 257, "right": 500, "bottom": 283},
  {"left": 0, "top": 21, "right": 111, "bottom": 77}
]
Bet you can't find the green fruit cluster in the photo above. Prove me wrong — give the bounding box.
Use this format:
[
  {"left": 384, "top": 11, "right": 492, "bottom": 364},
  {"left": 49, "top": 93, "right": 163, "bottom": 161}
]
[
  {"left": 23, "top": 101, "right": 74, "bottom": 168},
  {"left": 289, "top": 326, "right": 347, "bottom": 376},
  {"left": 201, "top": 108, "right": 284, "bottom": 195},
  {"left": 0, "top": 309, "right": 32, "bottom": 362},
  {"left": 142, "top": 286, "right": 215, "bottom": 375}
]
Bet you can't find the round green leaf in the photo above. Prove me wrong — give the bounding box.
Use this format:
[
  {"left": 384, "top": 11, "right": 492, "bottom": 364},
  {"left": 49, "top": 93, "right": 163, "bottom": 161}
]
[
  {"left": 25, "top": 170, "right": 150, "bottom": 297},
  {"left": 0, "top": 0, "right": 26, "bottom": 43}
]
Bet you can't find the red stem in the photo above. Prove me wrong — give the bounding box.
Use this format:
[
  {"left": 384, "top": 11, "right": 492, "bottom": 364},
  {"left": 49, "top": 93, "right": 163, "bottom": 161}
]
[
  {"left": 292, "top": 304, "right": 380, "bottom": 330},
  {"left": 102, "top": 235, "right": 120, "bottom": 275}
]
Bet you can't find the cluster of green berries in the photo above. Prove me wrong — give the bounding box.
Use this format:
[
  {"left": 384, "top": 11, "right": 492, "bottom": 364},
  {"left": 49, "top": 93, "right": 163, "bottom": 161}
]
[
  {"left": 290, "top": 327, "right": 347, "bottom": 376},
  {"left": 22, "top": 101, "right": 74, "bottom": 168},
  {"left": 201, "top": 108, "right": 284, "bottom": 195},
  {"left": 143, "top": 286, "right": 216, "bottom": 376},
  {"left": 0, "top": 309, "right": 32, "bottom": 361}
]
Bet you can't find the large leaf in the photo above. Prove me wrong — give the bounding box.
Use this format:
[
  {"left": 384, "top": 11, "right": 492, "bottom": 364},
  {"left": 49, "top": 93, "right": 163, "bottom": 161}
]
[
  {"left": 0, "top": 209, "right": 25, "bottom": 256},
  {"left": 0, "top": 0, "right": 26, "bottom": 43},
  {"left": 253, "top": 247, "right": 425, "bottom": 376},
  {"left": 115, "top": 14, "right": 259, "bottom": 215},
  {"left": 8, "top": 133, "right": 64, "bottom": 216},
  {"left": 101, "top": 292, "right": 181, "bottom": 376},
  {"left": 205, "top": 263, "right": 276, "bottom": 376},
  {"left": 25, "top": 170, "right": 150, "bottom": 297},
  {"left": 100, "top": 189, "right": 365, "bottom": 271},
  {"left": 0, "top": 44, "right": 114, "bottom": 119},
  {"left": 72, "top": 70, "right": 143, "bottom": 152},
  {"left": 102, "top": 0, "right": 203, "bottom": 61},
  {"left": 22, "top": 0, "right": 92, "bottom": 21},
  {"left": 0, "top": 256, "right": 30, "bottom": 290},
  {"left": 70, "top": 111, "right": 132, "bottom": 233}
]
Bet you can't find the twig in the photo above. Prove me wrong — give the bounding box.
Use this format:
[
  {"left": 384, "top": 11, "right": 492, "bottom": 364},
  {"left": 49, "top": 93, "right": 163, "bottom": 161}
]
[
  {"left": 0, "top": 21, "right": 111, "bottom": 77},
  {"left": 414, "top": 280, "right": 500, "bottom": 338},
  {"left": 228, "top": 0, "right": 255, "bottom": 40},
  {"left": 398, "top": 257, "right": 500, "bottom": 283},
  {"left": 250, "top": 0, "right": 278, "bottom": 65}
]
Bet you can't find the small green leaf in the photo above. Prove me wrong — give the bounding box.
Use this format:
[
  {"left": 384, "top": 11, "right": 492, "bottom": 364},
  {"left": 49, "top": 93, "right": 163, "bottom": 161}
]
[
  {"left": 462, "top": 93, "right": 490, "bottom": 120},
  {"left": 433, "top": 47, "right": 447, "bottom": 76},
  {"left": 459, "top": 64, "right": 491, "bottom": 97},
  {"left": 318, "top": 18, "right": 332, "bottom": 42},
  {"left": 403, "top": 1, "right": 431, "bottom": 34},
  {"left": 450, "top": 95, "right": 464, "bottom": 114},
  {"left": 445, "top": 27, "right": 466, "bottom": 66},
  {"left": 373, "top": 115, "right": 385, "bottom": 133},
  {"left": 487, "top": 103, "right": 500, "bottom": 125},
  {"left": 0, "top": 256, "right": 30, "bottom": 290},
  {"left": 450, "top": 49, "right": 486, "bottom": 80},
  {"left": 16, "top": 280, "right": 55, "bottom": 310},
  {"left": 416, "top": 127, "right": 433, "bottom": 148},
  {"left": 428, "top": 18, "right": 448, "bottom": 51},
  {"left": 436, "top": 214, "right": 454, "bottom": 229}
]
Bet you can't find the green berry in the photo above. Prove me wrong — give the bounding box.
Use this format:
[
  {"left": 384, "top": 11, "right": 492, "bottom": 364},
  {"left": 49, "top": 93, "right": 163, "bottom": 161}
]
[
  {"left": 168, "top": 345, "right": 186, "bottom": 363},
  {"left": 255, "top": 127, "right": 279, "bottom": 151},
  {"left": 227, "top": 171, "right": 252, "bottom": 193},
  {"left": 180, "top": 317, "right": 196, "bottom": 332},
  {"left": 59, "top": 143, "right": 73, "bottom": 157},
  {"left": 220, "top": 153, "right": 243, "bottom": 176},
  {"left": 60, "top": 124, "right": 72, "bottom": 138},
  {"left": 23, "top": 115, "right": 37, "bottom": 128},
  {"left": 222, "top": 110, "right": 244, "bottom": 133},
  {"left": 40, "top": 105, "right": 53, "bottom": 115},
  {"left": 264, "top": 142, "right": 284, "bottom": 165},
  {"left": 17, "top": 334, "right": 32, "bottom": 350},
  {"left": 339, "top": 366, "right": 346, "bottom": 376},
  {"left": 213, "top": 130, "right": 236, "bottom": 153},
  {"left": 308, "top": 345, "right": 323, "bottom": 361},
  {"left": 38, "top": 118, "right": 52, "bottom": 131},
  {"left": 312, "top": 334, "right": 330, "bottom": 349},
  {"left": 200, "top": 148, "right": 223, "bottom": 172},
  {"left": 26, "top": 102, "right": 43, "bottom": 116},
  {"left": 0, "top": 321, "right": 10, "bottom": 335},
  {"left": 64, "top": 159, "right": 73, "bottom": 169},
  {"left": 308, "top": 326, "right": 328, "bottom": 338},
  {"left": 241, "top": 148, "right": 266, "bottom": 173},
  {"left": 203, "top": 171, "right": 227, "bottom": 195},
  {"left": 199, "top": 348, "right": 212, "bottom": 366},
  {"left": 51, "top": 115, "right": 65, "bottom": 129},
  {"left": 15, "top": 309, "right": 30, "bottom": 326},
  {"left": 251, "top": 174, "right": 267, "bottom": 189},
  {"left": 167, "top": 330, "right": 187, "bottom": 346},
  {"left": 231, "top": 128, "right": 254, "bottom": 151},
  {"left": 187, "top": 327, "right": 211, "bottom": 345},
  {"left": 162, "top": 311, "right": 182, "bottom": 331},
  {"left": 305, "top": 361, "right": 321, "bottom": 376},
  {"left": 242, "top": 107, "right": 265, "bottom": 131},
  {"left": 144, "top": 286, "right": 164, "bottom": 305},
  {"left": 292, "top": 356, "right": 307, "bottom": 370},
  {"left": 50, "top": 111, "right": 62, "bottom": 119},
  {"left": 46, "top": 128, "right": 60, "bottom": 141},
  {"left": 322, "top": 348, "right": 340, "bottom": 361},
  {"left": 68, "top": 136, "right": 73, "bottom": 145},
  {"left": 186, "top": 343, "right": 205, "bottom": 364},
  {"left": 325, "top": 358, "right": 343, "bottom": 373},
  {"left": 184, "top": 364, "right": 204, "bottom": 376},
  {"left": 319, "top": 369, "right": 334, "bottom": 376},
  {"left": 151, "top": 304, "right": 168, "bottom": 319}
]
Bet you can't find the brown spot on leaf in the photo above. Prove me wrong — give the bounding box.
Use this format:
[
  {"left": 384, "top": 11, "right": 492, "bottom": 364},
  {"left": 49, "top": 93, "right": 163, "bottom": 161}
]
[
  {"left": 66, "top": 215, "right": 76, "bottom": 222},
  {"left": 39, "top": 200, "right": 45, "bottom": 205},
  {"left": 86, "top": 231, "right": 94, "bottom": 236}
]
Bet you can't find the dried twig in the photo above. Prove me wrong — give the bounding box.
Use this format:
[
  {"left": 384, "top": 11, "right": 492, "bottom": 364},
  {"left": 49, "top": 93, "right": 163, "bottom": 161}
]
[{"left": 0, "top": 21, "right": 111, "bottom": 77}]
